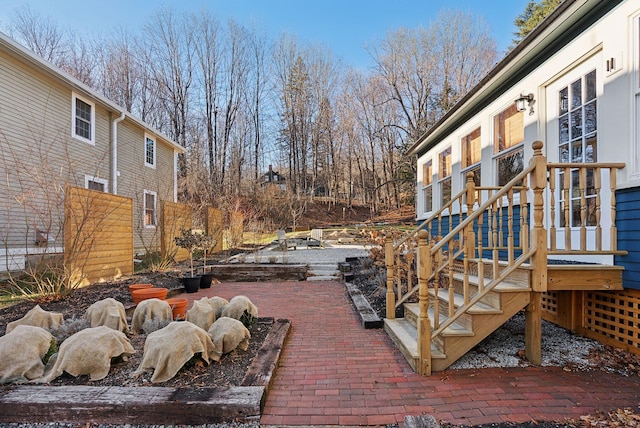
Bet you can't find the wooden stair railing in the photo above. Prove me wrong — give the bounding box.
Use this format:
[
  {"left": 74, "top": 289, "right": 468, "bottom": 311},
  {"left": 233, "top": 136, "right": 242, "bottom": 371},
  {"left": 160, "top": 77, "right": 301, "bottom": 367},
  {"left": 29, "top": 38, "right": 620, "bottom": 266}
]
[{"left": 385, "top": 141, "right": 626, "bottom": 375}]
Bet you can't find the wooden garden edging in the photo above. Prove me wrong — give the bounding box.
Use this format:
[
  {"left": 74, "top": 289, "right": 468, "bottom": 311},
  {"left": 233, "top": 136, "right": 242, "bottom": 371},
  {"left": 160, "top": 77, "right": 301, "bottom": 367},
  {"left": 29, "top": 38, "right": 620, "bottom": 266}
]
[{"left": 0, "top": 319, "right": 291, "bottom": 425}]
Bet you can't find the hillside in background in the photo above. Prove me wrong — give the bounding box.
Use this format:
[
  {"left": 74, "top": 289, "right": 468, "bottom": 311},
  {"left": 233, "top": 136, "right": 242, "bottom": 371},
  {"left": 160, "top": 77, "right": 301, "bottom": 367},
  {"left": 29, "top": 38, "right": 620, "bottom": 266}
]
[{"left": 297, "top": 201, "right": 415, "bottom": 229}]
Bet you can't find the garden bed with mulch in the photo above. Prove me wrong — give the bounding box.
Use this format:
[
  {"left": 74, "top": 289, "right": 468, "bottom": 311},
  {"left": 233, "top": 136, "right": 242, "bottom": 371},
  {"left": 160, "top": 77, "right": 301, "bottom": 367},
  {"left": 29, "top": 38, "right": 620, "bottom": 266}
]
[{"left": 0, "top": 269, "right": 290, "bottom": 424}]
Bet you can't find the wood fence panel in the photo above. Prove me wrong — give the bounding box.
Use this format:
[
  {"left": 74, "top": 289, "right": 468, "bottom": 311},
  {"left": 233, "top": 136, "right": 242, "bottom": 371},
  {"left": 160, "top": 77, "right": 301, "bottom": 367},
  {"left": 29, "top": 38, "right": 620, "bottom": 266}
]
[
  {"left": 64, "top": 186, "right": 133, "bottom": 286},
  {"left": 206, "top": 208, "right": 224, "bottom": 253},
  {"left": 161, "top": 201, "right": 192, "bottom": 262},
  {"left": 228, "top": 212, "right": 244, "bottom": 249}
]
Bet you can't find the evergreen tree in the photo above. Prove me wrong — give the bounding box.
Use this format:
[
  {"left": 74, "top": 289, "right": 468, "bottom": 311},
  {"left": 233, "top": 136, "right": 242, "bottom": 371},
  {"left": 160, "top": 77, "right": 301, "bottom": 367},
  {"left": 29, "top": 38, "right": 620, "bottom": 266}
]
[{"left": 512, "top": 0, "right": 562, "bottom": 46}]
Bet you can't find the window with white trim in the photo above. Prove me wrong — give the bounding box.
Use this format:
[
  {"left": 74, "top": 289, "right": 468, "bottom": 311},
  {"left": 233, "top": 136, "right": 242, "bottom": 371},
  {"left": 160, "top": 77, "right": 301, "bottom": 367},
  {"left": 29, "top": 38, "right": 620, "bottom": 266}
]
[
  {"left": 461, "top": 127, "right": 481, "bottom": 191},
  {"left": 144, "top": 190, "right": 157, "bottom": 228},
  {"left": 422, "top": 160, "right": 433, "bottom": 213},
  {"left": 439, "top": 147, "right": 452, "bottom": 206},
  {"left": 85, "top": 175, "right": 108, "bottom": 192},
  {"left": 145, "top": 134, "right": 156, "bottom": 168},
  {"left": 493, "top": 104, "right": 524, "bottom": 185},
  {"left": 557, "top": 69, "right": 597, "bottom": 227},
  {"left": 72, "top": 93, "right": 95, "bottom": 144}
]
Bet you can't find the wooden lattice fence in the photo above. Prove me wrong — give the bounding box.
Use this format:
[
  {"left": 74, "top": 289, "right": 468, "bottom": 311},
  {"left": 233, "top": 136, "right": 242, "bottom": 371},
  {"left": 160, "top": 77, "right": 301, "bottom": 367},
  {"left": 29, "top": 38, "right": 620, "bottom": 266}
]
[{"left": 542, "top": 289, "right": 640, "bottom": 355}]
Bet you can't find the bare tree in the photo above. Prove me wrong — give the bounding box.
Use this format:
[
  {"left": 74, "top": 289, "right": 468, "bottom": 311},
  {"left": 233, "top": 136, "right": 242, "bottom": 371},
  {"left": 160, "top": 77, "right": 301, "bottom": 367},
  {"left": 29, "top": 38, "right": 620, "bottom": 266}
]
[
  {"left": 8, "top": 5, "right": 68, "bottom": 67},
  {"left": 145, "top": 8, "right": 194, "bottom": 158},
  {"left": 192, "top": 11, "right": 222, "bottom": 189},
  {"left": 243, "top": 23, "right": 270, "bottom": 183}
]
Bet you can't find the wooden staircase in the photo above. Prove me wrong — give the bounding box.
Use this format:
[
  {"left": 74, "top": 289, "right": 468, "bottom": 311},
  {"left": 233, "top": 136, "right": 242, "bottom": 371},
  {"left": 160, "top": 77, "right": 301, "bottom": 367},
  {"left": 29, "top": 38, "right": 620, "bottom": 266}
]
[
  {"left": 385, "top": 260, "right": 532, "bottom": 372},
  {"left": 384, "top": 141, "right": 626, "bottom": 375}
]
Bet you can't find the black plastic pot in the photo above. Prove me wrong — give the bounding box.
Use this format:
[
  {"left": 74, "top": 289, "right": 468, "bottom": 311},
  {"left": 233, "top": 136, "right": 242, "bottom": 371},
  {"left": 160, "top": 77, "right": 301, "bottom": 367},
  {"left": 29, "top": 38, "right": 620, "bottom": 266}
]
[
  {"left": 200, "top": 273, "right": 215, "bottom": 288},
  {"left": 181, "top": 276, "right": 201, "bottom": 293}
]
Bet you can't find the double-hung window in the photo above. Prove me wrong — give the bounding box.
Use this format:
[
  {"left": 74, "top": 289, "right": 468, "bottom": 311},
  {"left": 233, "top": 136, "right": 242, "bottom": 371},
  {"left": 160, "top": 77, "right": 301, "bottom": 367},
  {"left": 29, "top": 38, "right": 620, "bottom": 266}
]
[
  {"left": 461, "top": 128, "right": 481, "bottom": 192},
  {"left": 422, "top": 160, "right": 433, "bottom": 213},
  {"left": 144, "top": 190, "right": 157, "bottom": 228},
  {"left": 72, "top": 93, "right": 95, "bottom": 144},
  {"left": 493, "top": 105, "right": 524, "bottom": 185},
  {"left": 145, "top": 134, "right": 156, "bottom": 168},
  {"left": 439, "top": 147, "right": 452, "bottom": 206}
]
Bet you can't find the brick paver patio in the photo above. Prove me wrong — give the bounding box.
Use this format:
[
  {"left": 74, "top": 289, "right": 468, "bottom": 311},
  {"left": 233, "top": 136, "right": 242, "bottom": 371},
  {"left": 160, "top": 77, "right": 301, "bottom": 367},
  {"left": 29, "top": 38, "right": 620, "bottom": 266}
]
[{"left": 184, "top": 280, "right": 640, "bottom": 426}]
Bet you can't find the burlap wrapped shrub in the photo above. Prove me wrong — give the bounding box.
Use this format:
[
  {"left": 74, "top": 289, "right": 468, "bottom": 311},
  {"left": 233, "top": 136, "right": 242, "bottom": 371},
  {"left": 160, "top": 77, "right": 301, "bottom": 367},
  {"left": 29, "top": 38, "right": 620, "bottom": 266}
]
[
  {"left": 186, "top": 298, "right": 216, "bottom": 331},
  {"left": 208, "top": 316, "right": 251, "bottom": 354},
  {"left": 207, "top": 296, "right": 229, "bottom": 319},
  {"left": 0, "top": 325, "right": 55, "bottom": 384},
  {"left": 35, "top": 325, "right": 135, "bottom": 383},
  {"left": 131, "top": 298, "right": 172, "bottom": 334},
  {"left": 221, "top": 295, "right": 258, "bottom": 327},
  {"left": 85, "top": 297, "right": 129, "bottom": 334},
  {"left": 5, "top": 305, "right": 63, "bottom": 334},
  {"left": 132, "top": 321, "right": 222, "bottom": 383}
]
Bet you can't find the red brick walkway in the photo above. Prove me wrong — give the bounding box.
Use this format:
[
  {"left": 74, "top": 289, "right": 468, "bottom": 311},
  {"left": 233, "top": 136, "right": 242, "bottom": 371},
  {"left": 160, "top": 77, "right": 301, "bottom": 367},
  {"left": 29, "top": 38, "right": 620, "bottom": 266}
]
[{"left": 184, "top": 281, "right": 640, "bottom": 426}]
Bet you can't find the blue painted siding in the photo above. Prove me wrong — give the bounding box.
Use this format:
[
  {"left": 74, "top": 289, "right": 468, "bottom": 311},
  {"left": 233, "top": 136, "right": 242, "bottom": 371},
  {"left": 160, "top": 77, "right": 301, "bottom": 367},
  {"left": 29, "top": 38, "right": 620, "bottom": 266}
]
[
  {"left": 421, "top": 205, "right": 525, "bottom": 260},
  {"left": 615, "top": 187, "right": 640, "bottom": 290}
]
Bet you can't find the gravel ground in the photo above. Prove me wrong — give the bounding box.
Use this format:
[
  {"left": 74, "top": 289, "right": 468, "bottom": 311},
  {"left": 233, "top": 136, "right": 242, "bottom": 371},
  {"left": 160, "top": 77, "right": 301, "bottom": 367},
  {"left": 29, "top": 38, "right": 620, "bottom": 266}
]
[{"left": 347, "top": 256, "right": 640, "bottom": 377}]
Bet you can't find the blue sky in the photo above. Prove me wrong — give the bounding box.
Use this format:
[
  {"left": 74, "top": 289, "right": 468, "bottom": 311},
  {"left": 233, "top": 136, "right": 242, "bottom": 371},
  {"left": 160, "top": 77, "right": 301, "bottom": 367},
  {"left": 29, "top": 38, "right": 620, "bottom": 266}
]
[{"left": 0, "top": 0, "right": 529, "bottom": 69}]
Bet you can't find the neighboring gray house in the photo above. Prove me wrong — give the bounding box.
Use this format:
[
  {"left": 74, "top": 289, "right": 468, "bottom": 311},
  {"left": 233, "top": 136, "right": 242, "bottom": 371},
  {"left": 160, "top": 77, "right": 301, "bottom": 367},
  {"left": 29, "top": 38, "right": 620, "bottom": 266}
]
[{"left": 0, "top": 31, "right": 185, "bottom": 272}]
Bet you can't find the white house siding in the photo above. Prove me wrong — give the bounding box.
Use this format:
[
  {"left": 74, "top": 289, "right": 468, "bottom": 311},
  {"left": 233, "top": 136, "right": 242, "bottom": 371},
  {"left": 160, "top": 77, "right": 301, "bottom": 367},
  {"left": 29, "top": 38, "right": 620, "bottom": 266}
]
[{"left": 415, "top": 0, "right": 637, "bottom": 224}]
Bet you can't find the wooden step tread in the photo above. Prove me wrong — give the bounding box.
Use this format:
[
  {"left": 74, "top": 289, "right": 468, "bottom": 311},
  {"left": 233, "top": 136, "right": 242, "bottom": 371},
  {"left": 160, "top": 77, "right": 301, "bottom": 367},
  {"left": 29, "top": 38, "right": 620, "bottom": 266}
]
[
  {"left": 404, "top": 304, "right": 475, "bottom": 337},
  {"left": 466, "top": 258, "right": 532, "bottom": 269},
  {"left": 384, "top": 318, "right": 446, "bottom": 359},
  {"left": 451, "top": 273, "right": 530, "bottom": 292},
  {"left": 428, "top": 289, "right": 502, "bottom": 314}
]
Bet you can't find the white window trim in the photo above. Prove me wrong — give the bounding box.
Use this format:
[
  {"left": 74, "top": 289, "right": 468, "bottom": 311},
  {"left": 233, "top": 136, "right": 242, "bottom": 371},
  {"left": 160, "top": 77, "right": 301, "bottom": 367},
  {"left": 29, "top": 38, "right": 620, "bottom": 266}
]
[
  {"left": 71, "top": 92, "right": 95, "bottom": 145},
  {"left": 421, "top": 159, "right": 433, "bottom": 215},
  {"left": 145, "top": 133, "right": 157, "bottom": 169},
  {"left": 438, "top": 146, "right": 453, "bottom": 207},
  {"left": 460, "top": 127, "right": 482, "bottom": 191},
  {"left": 632, "top": 11, "right": 640, "bottom": 180},
  {"left": 84, "top": 175, "right": 108, "bottom": 193},
  {"left": 143, "top": 189, "right": 157, "bottom": 229}
]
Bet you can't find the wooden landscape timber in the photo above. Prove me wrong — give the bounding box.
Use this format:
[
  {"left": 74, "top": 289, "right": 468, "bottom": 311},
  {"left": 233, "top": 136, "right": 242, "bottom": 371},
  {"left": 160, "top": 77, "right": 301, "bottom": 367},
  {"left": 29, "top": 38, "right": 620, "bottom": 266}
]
[{"left": 0, "top": 318, "right": 291, "bottom": 425}]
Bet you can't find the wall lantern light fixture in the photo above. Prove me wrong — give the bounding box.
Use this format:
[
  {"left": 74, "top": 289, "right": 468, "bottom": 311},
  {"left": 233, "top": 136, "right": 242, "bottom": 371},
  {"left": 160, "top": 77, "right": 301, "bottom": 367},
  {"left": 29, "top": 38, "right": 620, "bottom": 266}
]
[{"left": 515, "top": 93, "right": 535, "bottom": 114}]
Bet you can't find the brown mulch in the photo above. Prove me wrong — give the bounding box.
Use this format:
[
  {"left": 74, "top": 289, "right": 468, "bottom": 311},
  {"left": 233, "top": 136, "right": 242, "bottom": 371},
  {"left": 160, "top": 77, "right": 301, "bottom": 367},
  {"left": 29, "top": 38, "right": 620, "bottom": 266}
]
[{"left": 0, "top": 270, "right": 270, "bottom": 388}]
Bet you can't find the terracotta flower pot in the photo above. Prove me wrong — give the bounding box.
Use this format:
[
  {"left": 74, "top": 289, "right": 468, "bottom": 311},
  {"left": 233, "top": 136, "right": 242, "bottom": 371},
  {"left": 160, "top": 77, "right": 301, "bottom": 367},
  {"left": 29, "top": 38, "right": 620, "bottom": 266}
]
[
  {"left": 131, "top": 287, "right": 168, "bottom": 305},
  {"left": 166, "top": 297, "right": 188, "bottom": 320},
  {"left": 128, "top": 283, "right": 153, "bottom": 301}
]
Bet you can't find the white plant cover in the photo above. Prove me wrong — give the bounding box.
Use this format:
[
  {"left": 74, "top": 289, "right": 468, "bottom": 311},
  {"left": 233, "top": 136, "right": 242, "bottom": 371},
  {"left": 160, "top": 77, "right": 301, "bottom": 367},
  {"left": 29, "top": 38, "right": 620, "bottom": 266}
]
[
  {"left": 0, "top": 325, "right": 54, "bottom": 384},
  {"left": 131, "top": 298, "right": 172, "bottom": 334},
  {"left": 186, "top": 298, "right": 216, "bottom": 331},
  {"left": 5, "top": 305, "right": 63, "bottom": 334},
  {"left": 85, "top": 297, "right": 129, "bottom": 334},
  {"left": 208, "top": 316, "right": 251, "bottom": 354},
  {"left": 207, "top": 296, "right": 229, "bottom": 319},
  {"left": 35, "top": 326, "right": 135, "bottom": 383},
  {"left": 221, "top": 295, "right": 258, "bottom": 321},
  {"left": 132, "top": 321, "right": 222, "bottom": 383}
]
